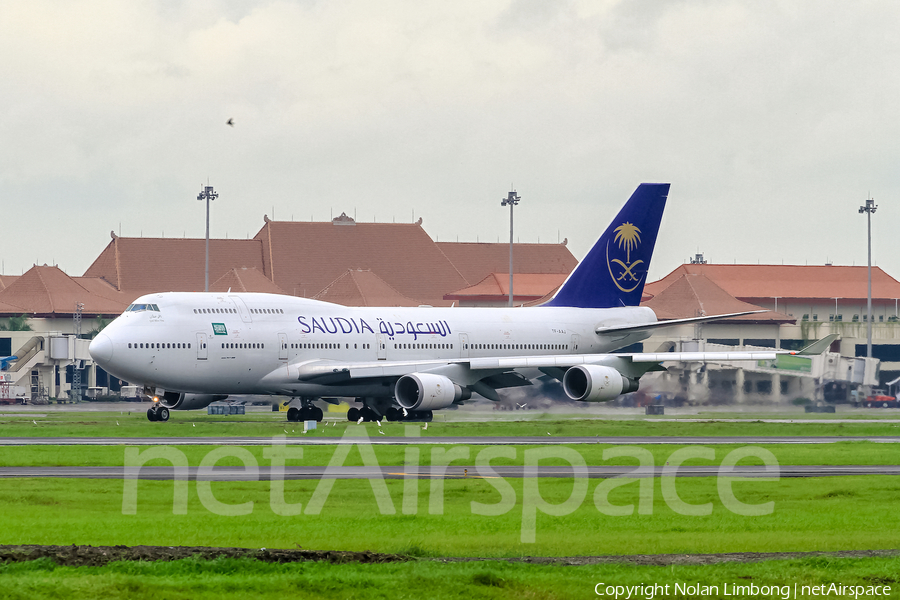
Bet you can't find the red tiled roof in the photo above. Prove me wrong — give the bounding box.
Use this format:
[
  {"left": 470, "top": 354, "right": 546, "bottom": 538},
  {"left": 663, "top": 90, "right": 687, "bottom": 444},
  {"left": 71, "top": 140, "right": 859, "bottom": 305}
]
[
  {"left": 445, "top": 273, "right": 569, "bottom": 302},
  {"left": 436, "top": 242, "right": 576, "bottom": 285},
  {"left": 313, "top": 270, "right": 422, "bottom": 307},
  {"left": 0, "top": 266, "right": 131, "bottom": 317},
  {"left": 210, "top": 268, "right": 286, "bottom": 294},
  {"left": 83, "top": 233, "right": 264, "bottom": 293},
  {"left": 641, "top": 273, "right": 794, "bottom": 323},
  {"left": 255, "top": 217, "right": 468, "bottom": 305},
  {"left": 0, "top": 275, "right": 19, "bottom": 292},
  {"left": 645, "top": 264, "right": 900, "bottom": 302}
]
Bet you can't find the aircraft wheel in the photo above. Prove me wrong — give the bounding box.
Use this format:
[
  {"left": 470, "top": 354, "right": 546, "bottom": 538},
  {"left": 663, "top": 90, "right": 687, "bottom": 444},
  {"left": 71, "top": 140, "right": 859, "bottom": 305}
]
[
  {"left": 158, "top": 407, "right": 170, "bottom": 422},
  {"left": 313, "top": 406, "right": 324, "bottom": 422},
  {"left": 385, "top": 407, "right": 403, "bottom": 421},
  {"left": 347, "top": 407, "right": 360, "bottom": 422},
  {"left": 147, "top": 407, "right": 158, "bottom": 422},
  {"left": 287, "top": 407, "right": 300, "bottom": 422},
  {"left": 360, "top": 407, "right": 378, "bottom": 422}
]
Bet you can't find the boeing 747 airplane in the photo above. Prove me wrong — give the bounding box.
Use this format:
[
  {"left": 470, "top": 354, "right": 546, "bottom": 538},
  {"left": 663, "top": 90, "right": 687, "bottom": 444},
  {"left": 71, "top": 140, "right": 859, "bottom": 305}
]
[{"left": 89, "top": 184, "right": 817, "bottom": 422}]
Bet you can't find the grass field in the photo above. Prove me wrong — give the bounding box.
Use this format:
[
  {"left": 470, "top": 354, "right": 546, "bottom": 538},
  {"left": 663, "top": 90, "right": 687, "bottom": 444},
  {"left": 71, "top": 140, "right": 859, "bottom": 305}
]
[
  {"left": 3, "top": 408, "right": 900, "bottom": 438},
  {"left": 2, "top": 555, "right": 899, "bottom": 600},
  {"left": 2, "top": 476, "right": 899, "bottom": 555},
  {"left": 2, "top": 408, "right": 899, "bottom": 597},
  {"left": 0, "top": 440, "right": 897, "bottom": 468}
]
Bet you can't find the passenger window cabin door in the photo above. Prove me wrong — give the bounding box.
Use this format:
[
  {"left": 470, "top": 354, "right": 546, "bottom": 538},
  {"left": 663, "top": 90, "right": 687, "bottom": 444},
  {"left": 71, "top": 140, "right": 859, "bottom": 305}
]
[
  {"left": 278, "top": 333, "right": 288, "bottom": 361},
  {"left": 377, "top": 333, "right": 386, "bottom": 360},
  {"left": 229, "top": 296, "right": 253, "bottom": 323},
  {"left": 197, "top": 333, "right": 208, "bottom": 360},
  {"left": 459, "top": 333, "right": 469, "bottom": 358}
]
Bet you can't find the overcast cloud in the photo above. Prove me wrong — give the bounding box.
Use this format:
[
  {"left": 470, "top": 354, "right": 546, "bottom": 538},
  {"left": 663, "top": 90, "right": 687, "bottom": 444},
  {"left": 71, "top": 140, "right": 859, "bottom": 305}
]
[{"left": 2, "top": 1, "right": 898, "bottom": 284}]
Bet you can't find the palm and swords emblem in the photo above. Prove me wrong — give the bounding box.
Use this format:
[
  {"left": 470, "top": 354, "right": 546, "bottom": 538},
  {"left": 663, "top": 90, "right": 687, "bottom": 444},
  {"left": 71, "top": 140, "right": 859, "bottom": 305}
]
[{"left": 606, "top": 222, "right": 644, "bottom": 292}]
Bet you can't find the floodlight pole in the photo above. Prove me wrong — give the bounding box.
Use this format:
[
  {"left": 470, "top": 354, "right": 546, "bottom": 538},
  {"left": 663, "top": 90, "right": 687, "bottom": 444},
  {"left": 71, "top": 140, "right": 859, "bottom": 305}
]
[
  {"left": 501, "top": 190, "right": 520, "bottom": 307},
  {"left": 197, "top": 184, "right": 218, "bottom": 292},
  {"left": 859, "top": 197, "right": 877, "bottom": 359}
]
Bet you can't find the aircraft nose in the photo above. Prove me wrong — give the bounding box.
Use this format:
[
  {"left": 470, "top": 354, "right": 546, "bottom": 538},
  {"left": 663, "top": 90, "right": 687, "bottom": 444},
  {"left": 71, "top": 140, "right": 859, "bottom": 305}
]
[{"left": 89, "top": 333, "right": 114, "bottom": 364}]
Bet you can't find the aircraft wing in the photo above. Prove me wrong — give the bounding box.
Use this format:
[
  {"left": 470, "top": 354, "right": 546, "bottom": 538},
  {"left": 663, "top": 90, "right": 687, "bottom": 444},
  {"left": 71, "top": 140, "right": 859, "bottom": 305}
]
[
  {"left": 262, "top": 335, "right": 835, "bottom": 398},
  {"left": 278, "top": 349, "right": 783, "bottom": 383}
]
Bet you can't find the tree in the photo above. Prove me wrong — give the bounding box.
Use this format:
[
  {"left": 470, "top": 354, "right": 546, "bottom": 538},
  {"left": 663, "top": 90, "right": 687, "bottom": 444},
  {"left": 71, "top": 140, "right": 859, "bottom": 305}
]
[
  {"left": 86, "top": 316, "right": 113, "bottom": 339},
  {"left": 0, "top": 314, "right": 33, "bottom": 332}
]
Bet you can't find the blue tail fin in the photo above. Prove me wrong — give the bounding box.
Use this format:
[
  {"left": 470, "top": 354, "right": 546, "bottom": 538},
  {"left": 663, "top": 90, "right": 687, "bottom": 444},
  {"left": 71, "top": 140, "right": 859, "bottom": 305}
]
[{"left": 545, "top": 183, "right": 669, "bottom": 308}]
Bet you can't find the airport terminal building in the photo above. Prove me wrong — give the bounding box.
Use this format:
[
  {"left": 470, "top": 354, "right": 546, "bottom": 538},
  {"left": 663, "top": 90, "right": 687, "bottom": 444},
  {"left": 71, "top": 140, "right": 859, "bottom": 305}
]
[{"left": 0, "top": 214, "right": 894, "bottom": 405}]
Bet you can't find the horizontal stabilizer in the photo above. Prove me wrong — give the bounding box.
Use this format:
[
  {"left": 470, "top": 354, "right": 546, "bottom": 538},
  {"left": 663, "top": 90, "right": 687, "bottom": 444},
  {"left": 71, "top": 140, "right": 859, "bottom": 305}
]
[{"left": 596, "top": 310, "right": 767, "bottom": 335}]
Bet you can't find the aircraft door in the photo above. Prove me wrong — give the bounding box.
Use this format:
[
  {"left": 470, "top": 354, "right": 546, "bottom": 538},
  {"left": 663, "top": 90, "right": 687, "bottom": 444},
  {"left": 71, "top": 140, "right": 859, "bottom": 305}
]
[
  {"left": 571, "top": 334, "right": 580, "bottom": 353},
  {"left": 229, "top": 296, "right": 252, "bottom": 323},
  {"left": 278, "top": 333, "right": 288, "bottom": 361},
  {"left": 377, "top": 333, "right": 386, "bottom": 360},
  {"left": 459, "top": 333, "right": 469, "bottom": 358},
  {"left": 196, "top": 333, "right": 208, "bottom": 360}
]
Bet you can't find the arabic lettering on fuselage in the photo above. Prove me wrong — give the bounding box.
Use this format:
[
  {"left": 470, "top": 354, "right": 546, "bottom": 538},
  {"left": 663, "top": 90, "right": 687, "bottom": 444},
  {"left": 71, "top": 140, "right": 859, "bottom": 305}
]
[{"left": 296, "top": 316, "right": 452, "bottom": 340}]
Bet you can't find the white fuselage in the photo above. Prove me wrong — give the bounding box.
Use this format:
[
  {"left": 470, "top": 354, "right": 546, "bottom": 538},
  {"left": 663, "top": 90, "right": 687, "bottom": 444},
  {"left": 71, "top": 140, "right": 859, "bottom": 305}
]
[{"left": 91, "top": 292, "right": 655, "bottom": 397}]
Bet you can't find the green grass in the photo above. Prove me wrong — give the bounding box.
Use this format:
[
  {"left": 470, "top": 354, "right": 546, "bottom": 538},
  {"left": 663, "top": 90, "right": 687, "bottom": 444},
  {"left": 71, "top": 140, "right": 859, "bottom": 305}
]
[
  {"left": 3, "top": 409, "right": 900, "bottom": 438},
  {"left": 2, "top": 555, "right": 899, "bottom": 600},
  {"left": 3, "top": 410, "right": 899, "bottom": 597},
  {"left": 0, "top": 441, "right": 897, "bottom": 468},
  {"left": 1, "top": 476, "right": 899, "bottom": 556}
]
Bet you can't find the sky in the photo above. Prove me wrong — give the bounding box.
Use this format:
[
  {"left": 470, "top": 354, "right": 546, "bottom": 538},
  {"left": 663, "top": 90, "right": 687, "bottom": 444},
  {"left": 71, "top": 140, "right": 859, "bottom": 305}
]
[{"left": 2, "top": 1, "right": 899, "bottom": 284}]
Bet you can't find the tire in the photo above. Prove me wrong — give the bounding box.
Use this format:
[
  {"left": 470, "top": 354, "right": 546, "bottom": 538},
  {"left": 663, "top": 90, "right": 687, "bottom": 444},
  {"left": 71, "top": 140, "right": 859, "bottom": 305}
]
[
  {"left": 313, "top": 406, "right": 324, "bottom": 422},
  {"left": 147, "top": 407, "right": 158, "bottom": 422},
  {"left": 287, "top": 407, "right": 300, "bottom": 422},
  {"left": 347, "top": 407, "right": 360, "bottom": 422},
  {"left": 158, "top": 407, "right": 170, "bottom": 422}
]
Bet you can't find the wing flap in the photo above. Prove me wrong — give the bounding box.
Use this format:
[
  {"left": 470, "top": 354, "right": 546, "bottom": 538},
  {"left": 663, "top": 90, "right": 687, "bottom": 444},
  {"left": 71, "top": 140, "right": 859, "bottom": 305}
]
[{"left": 630, "top": 351, "right": 778, "bottom": 362}]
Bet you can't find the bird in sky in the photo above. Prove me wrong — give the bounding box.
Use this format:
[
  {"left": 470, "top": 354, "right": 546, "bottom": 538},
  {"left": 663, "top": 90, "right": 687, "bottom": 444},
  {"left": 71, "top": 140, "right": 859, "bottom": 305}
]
[
  {"left": 357, "top": 417, "right": 364, "bottom": 425},
  {"left": 226, "top": 118, "right": 234, "bottom": 127}
]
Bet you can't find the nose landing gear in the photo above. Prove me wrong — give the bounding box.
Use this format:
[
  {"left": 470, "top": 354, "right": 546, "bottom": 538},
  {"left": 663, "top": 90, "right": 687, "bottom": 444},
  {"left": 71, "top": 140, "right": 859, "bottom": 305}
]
[{"left": 147, "top": 405, "right": 169, "bottom": 422}]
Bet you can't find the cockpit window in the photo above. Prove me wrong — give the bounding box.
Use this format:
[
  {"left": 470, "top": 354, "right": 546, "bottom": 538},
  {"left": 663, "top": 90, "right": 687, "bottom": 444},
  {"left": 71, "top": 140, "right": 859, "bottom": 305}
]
[{"left": 126, "top": 304, "right": 160, "bottom": 312}]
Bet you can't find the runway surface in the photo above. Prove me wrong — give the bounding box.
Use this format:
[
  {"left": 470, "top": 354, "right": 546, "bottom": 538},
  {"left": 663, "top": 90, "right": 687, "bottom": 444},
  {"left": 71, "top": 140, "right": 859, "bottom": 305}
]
[
  {"left": 1, "top": 435, "right": 899, "bottom": 446},
  {"left": 1, "top": 465, "right": 898, "bottom": 480}
]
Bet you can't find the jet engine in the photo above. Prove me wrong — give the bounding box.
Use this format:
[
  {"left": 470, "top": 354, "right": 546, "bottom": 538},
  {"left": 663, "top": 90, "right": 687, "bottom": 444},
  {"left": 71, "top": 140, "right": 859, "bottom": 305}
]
[
  {"left": 562, "top": 365, "right": 639, "bottom": 402},
  {"left": 395, "top": 373, "right": 471, "bottom": 411},
  {"left": 161, "top": 392, "right": 229, "bottom": 410}
]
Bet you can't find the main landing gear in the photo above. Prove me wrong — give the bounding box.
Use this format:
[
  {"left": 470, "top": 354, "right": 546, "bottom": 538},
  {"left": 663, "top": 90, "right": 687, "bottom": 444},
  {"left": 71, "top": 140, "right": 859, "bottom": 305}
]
[
  {"left": 147, "top": 405, "right": 169, "bottom": 422},
  {"left": 346, "top": 406, "right": 433, "bottom": 422},
  {"left": 286, "top": 399, "right": 324, "bottom": 422}
]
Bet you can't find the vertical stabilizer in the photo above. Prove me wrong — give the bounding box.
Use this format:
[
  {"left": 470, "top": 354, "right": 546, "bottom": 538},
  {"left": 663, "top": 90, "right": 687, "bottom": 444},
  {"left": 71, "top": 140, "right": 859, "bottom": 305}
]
[{"left": 545, "top": 183, "right": 669, "bottom": 308}]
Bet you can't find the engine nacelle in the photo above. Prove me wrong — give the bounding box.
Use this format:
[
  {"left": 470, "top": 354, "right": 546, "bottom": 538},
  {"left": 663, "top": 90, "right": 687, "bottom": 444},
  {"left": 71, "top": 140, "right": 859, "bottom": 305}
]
[
  {"left": 395, "top": 373, "right": 471, "bottom": 411},
  {"left": 161, "top": 392, "right": 229, "bottom": 411},
  {"left": 562, "top": 365, "right": 639, "bottom": 402}
]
